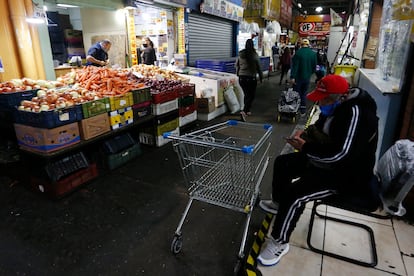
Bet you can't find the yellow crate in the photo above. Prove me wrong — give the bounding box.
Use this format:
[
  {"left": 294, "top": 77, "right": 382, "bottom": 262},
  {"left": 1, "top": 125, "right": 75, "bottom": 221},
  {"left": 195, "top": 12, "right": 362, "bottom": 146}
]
[
  {"left": 109, "top": 107, "right": 133, "bottom": 130},
  {"left": 155, "top": 117, "right": 179, "bottom": 136},
  {"left": 109, "top": 92, "right": 133, "bottom": 111}
]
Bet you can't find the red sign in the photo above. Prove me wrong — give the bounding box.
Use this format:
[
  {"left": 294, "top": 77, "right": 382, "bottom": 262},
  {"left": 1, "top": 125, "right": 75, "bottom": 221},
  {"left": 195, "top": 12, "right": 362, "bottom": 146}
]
[{"left": 298, "top": 22, "right": 330, "bottom": 36}]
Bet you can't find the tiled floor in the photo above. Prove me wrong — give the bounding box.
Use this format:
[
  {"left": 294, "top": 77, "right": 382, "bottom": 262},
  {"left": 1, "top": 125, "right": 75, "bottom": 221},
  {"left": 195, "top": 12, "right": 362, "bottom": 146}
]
[{"left": 258, "top": 202, "right": 414, "bottom": 276}]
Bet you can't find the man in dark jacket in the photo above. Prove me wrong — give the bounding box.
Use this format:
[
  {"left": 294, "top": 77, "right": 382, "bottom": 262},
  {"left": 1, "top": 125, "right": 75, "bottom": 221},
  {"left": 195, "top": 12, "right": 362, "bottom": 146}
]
[
  {"left": 86, "top": 39, "right": 111, "bottom": 67},
  {"left": 290, "top": 38, "right": 317, "bottom": 115},
  {"left": 257, "top": 74, "right": 379, "bottom": 266}
]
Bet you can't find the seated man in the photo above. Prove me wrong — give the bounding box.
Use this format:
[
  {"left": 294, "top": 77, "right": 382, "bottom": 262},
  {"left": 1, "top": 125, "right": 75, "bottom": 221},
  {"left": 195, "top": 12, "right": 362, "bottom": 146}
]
[{"left": 257, "top": 74, "right": 379, "bottom": 266}]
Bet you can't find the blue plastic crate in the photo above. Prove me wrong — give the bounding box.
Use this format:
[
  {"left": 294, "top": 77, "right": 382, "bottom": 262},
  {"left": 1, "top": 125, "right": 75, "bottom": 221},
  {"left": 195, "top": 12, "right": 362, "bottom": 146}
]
[
  {"left": 14, "top": 104, "right": 83, "bottom": 128},
  {"left": 0, "top": 89, "right": 38, "bottom": 110}
]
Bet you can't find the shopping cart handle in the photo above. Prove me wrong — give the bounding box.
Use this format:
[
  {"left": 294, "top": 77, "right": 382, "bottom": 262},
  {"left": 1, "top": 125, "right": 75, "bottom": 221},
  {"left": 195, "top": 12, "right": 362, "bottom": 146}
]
[
  {"left": 242, "top": 145, "right": 254, "bottom": 154},
  {"left": 163, "top": 132, "right": 173, "bottom": 138}
]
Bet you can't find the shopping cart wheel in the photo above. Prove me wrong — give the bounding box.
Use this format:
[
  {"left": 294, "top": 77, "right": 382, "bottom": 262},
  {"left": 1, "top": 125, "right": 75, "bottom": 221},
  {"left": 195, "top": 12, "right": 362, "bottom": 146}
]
[{"left": 171, "top": 235, "right": 183, "bottom": 254}]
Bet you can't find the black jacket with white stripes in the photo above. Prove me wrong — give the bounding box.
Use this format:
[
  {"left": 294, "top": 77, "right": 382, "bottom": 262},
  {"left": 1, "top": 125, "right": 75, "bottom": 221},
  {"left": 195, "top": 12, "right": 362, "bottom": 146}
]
[{"left": 302, "top": 88, "right": 379, "bottom": 195}]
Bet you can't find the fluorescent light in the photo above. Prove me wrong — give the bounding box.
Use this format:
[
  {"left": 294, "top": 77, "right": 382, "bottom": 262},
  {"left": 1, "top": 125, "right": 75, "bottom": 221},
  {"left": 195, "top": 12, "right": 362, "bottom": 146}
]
[
  {"left": 315, "top": 6, "right": 323, "bottom": 13},
  {"left": 297, "top": 3, "right": 302, "bottom": 8},
  {"left": 57, "top": 3, "right": 79, "bottom": 8},
  {"left": 26, "top": 17, "right": 46, "bottom": 24}
]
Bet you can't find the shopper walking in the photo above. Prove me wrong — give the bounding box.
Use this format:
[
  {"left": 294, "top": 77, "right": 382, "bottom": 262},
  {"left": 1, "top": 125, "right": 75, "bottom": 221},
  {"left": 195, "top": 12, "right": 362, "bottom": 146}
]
[
  {"left": 85, "top": 39, "right": 111, "bottom": 67},
  {"left": 236, "top": 39, "right": 263, "bottom": 122},
  {"left": 271, "top": 42, "right": 280, "bottom": 72},
  {"left": 141, "top": 37, "right": 157, "bottom": 65},
  {"left": 279, "top": 45, "right": 292, "bottom": 85},
  {"left": 290, "top": 38, "right": 317, "bottom": 115}
]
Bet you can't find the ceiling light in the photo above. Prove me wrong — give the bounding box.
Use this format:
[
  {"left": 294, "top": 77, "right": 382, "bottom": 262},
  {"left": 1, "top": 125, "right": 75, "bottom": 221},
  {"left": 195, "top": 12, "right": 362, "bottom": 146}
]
[
  {"left": 26, "top": 17, "right": 46, "bottom": 24},
  {"left": 57, "top": 4, "right": 79, "bottom": 8},
  {"left": 297, "top": 3, "right": 302, "bottom": 8},
  {"left": 315, "top": 6, "right": 323, "bottom": 13}
]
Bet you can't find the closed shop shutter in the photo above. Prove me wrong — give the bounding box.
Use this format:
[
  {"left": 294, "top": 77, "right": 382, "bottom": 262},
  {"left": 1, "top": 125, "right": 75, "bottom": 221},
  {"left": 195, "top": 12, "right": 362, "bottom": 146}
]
[{"left": 187, "top": 13, "right": 233, "bottom": 65}]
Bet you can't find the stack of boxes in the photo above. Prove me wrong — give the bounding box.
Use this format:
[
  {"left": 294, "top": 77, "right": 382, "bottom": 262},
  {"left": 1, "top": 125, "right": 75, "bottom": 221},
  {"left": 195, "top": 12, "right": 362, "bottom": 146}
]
[{"left": 178, "top": 84, "right": 197, "bottom": 127}]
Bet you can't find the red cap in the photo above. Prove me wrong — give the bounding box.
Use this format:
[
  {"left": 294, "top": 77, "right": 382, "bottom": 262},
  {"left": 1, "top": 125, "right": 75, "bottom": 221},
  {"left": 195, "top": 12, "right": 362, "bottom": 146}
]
[{"left": 307, "top": 74, "right": 349, "bottom": 102}]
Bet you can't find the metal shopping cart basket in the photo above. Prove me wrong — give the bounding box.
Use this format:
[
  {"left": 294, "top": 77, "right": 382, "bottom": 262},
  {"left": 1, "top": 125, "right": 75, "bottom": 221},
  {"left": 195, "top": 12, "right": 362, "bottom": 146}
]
[{"left": 164, "top": 120, "right": 272, "bottom": 270}]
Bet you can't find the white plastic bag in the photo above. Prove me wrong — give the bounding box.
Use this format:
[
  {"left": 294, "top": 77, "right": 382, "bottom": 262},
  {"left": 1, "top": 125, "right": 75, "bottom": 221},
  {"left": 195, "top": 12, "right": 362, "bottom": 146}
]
[
  {"left": 233, "top": 83, "right": 245, "bottom": 110},
  {"left": 224, "top": 86, "right": 240, "bottom": 114}
]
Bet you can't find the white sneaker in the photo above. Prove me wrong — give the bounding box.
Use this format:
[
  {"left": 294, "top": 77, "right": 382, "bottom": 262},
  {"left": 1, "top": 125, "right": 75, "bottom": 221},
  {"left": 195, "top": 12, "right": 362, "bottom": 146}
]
[
  {"left": 259, "top": 200, "right": 279, "bottom": 215},
  {"left": 258, "top": 239, "right": 290, "bottom": 266}
]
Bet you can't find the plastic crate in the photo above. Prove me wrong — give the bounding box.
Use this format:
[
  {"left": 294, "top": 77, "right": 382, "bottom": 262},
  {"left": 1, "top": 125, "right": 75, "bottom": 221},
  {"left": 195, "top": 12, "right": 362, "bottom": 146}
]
[
  {"left": 179, "top": 103, "right": 196, "bottom": 117},
  {"left": 102, "top": 132, "right": 136, "bottom": 154},
  {"left": 45, "top": 151, "right": 89, "bottom": 182},
  {"left": 109, "top": 92, "right": 133, "bottom": 111},
  {"left": 81, "top": 97, "right": 110, "bottom": 118},
  {"left": 131, "top": 87, "right": 151, "bottom": 104},
  {"left": 0, "top": 89, "right": 38, "bottom": 110},
  {"left": 179, "top": 110, "right": 197, "bottom": 127},
  {"left": 152, "top": 99, "right": 178, "bottom": 116},
  {"left": 139, "top": 127, "right": 179, "bottom": 147},
  {"left": 132, "top": 101, "right": 151, "bottom": 118},
  {"left": 109, "top": 107, "right": 133, "bottom": 130},
  {"left": 151, "top": 89, "right": 178, "bottom": 104},
  {"left": 176, "top": 83, "right": 195, "bottom": 97},
  {"left": 30, "top": 163, "right": 98, "bottom": 198},
  {"left": 14, "top": 104, "right": 83, "bottom": 128},
  {"left": 105, "top": 143, "right": 141, "bottom": 170},
  {"left": 178, "top": 95, "right": 195, "bottom": 108}
]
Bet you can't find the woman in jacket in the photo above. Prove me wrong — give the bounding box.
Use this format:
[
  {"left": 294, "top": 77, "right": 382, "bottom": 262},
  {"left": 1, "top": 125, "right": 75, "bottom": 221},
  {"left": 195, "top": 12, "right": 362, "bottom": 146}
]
[{"left": 235, "top": 39, "right": 263, "bottom": 121}]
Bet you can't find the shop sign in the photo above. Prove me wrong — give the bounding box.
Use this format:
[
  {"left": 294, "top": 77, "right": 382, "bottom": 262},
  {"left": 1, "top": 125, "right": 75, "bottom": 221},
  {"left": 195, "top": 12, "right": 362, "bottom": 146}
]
[
  {"left": 298, "top": 22, "right": 330, "bottom": 36},
  {"left": 201, "top": 0, "right": 244, "bottom": 22},
  {"left": 279, "top": 0, "right": 292, "bottom": 27}
]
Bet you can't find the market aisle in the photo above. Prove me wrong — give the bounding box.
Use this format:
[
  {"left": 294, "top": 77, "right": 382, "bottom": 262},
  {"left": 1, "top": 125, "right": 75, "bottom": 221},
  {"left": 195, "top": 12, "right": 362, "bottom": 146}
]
[{"left": 0, "top": 73, "right": 303, "bottom": 275}]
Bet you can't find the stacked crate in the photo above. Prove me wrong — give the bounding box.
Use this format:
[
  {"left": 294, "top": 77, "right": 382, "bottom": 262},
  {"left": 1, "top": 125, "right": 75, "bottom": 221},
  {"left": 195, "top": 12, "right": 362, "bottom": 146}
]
[
  {"left": 139, "top": 88, "right": 179, "bottom": 147},
  {"left": 78, "top": 97, "right": 111, "bottom": 140},
  {"left": 108, "top": 92, "right": 134, "bottom": 130},
  {"left": 101, "top": 132, "right": 142, "bottom": 170},
  {"left": 177, "top": 83, "right": 196, "bottom": 127},
  {"left": 131, "top": 86, "right": 152, "bottom": 119}
]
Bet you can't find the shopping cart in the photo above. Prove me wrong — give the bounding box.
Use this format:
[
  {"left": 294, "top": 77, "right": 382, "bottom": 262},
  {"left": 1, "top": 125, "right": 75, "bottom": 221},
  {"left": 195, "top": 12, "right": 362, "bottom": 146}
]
[{"left": 164, "top": 120, "right": 272, "bottom": 270}]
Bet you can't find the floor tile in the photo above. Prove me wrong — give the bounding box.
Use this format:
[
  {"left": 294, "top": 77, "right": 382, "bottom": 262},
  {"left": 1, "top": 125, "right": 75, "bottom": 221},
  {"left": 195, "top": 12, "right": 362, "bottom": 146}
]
[
  {"left": 321, "top": 214, "right": 405, "bottom": 275},
  {"left": 322, "top": 256, "right": 401, "bottom": 276},
  {"left": 393, "top": 218, "right": 414, "bottom": 256},
  {"left": 403, "top": 255, "right": 414, "bottom": 276},
  {"left": 324, "top": 205, "right": 392, "bottom": 226},
  {"left": 259, "top": 245, "right": 322, "bottom": 276},
  {"left": 290, "top": 206, "right": 325, "bottom": 250}
]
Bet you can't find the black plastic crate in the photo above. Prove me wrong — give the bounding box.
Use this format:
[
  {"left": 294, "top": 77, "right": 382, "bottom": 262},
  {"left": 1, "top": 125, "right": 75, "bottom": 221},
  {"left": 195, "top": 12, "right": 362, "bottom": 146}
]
[
  {"left": 102, "top": 132, "right": 136, "bottom": 154},
  {"left": 14, "top": 104, "right": 83, "bottom": 128},
  {"left": 45, "top": 151, "right": 89, "bottom": 182},
  {"left": 0, "top": 89, "right": 38, "bottom": 110}
]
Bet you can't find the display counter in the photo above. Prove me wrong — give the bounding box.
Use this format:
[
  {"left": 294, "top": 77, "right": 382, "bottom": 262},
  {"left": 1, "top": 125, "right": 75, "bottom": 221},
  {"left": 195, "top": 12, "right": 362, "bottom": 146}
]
[{"left": 357, "top": 68, "right": 403, "bottom": 160}]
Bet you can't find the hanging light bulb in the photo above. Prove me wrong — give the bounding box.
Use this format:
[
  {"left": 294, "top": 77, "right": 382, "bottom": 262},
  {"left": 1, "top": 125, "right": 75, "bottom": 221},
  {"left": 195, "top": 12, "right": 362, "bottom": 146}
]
[{"left": 315, "top": 6, "right": 323, "bottom": 13}]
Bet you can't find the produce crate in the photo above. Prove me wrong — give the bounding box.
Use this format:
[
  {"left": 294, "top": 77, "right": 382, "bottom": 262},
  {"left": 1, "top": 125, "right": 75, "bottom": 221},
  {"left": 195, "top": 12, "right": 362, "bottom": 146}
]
[
  {"left": 14, "top": 104, "right": 83, "bottom": 129},
  {"left": 131, "top": 86, "right": 151, "bottom": 104},
  {"left": 109, "top": 107, "right": 133, "bottom": 130},
  {"left": 45, "top": 151, "right": 89, "bottom": 182},
  {"left": 152, "top": 98, "right": 178, "bottom": 116},
  {"left": 102, "top": 132, "right": 136, "bottom": 154},
  {"left": 179, "top": 103, "right": 196, "bottom": 117},
  {"left": 132, "top": 101, "right": 151, "bottom": 118},
  {"left": 14, "top": 122, "right": 80, "bottom": 153},
  {"left": 179, "top": 110, "right": 197, "bottom": 127},
  {"left": 109, "top": 92, "right": 133, "bottom": 111},
  {"left": 0, "top": 89, "right": 38, "bottom": 110},
  {"left": 139, "top": 127, "right": 179, "bottom": 147},
  {"left": 178, "top": 95, "right": 195, "bottom": 108},
  {"left": 105, "top": 143, "right": 141, "bottom": 170},
  {"left": 177, "top": 83, "right": 195, "bottom": 97},
  {"left": 79, "top": 112, "right": 110, "bottom": 140},
  {"left": 151, "top": 89, "right": 178, "bottom": 104},
  {"left": 30, "top": 163, "right": 98, "bottom": 198},
  {"left": 81, "top": 97, "right": 110, "bottom": 118}
]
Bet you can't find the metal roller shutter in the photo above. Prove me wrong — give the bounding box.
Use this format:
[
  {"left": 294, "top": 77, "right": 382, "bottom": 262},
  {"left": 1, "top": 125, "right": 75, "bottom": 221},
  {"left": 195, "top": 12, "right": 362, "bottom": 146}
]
[{"left": 188, "top": 13, "right": 233, "bottom": 65}]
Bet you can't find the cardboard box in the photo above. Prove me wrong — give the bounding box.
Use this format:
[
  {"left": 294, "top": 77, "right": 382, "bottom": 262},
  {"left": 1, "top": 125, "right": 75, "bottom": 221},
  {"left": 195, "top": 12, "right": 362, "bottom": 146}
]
[
  {"left": 14, "top": 122, "right": 80, "bottom": 153},
  {"left": 79, "top": 113, "right": 110, "bottom": 140},
  {"left": 196, "top": 97, "right": 215, "bottom": 113}
]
